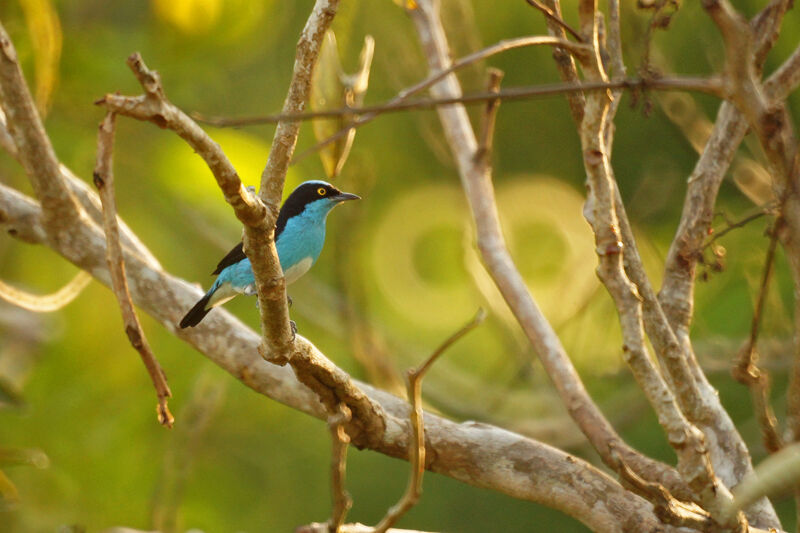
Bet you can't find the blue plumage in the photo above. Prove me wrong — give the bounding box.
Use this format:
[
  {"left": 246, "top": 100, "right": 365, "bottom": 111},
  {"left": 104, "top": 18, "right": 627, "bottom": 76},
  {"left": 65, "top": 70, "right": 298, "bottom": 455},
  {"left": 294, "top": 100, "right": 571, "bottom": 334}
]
[{"left": 180, "top": 180, "right": 359, "bottom": 328}]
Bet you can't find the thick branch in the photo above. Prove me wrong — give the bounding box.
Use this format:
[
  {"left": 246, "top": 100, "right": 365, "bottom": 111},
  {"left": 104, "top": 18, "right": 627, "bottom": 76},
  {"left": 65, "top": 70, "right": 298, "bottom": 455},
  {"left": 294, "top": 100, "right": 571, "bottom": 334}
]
[
  {"left": 0, "top": 20, "right": 80, "bottom": 236},
  {"left": 572, "top": 8, "right": 735, "bottom": 522},
  {"left": 0, "top": 182, "right": 682, "bottom": 533}
]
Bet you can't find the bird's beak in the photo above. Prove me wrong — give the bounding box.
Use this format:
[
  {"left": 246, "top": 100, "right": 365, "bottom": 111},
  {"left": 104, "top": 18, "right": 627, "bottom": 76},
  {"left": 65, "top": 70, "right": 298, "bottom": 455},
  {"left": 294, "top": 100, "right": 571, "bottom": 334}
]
[{"left": 331, "top": 192, "right": 360, "bottom": 202}]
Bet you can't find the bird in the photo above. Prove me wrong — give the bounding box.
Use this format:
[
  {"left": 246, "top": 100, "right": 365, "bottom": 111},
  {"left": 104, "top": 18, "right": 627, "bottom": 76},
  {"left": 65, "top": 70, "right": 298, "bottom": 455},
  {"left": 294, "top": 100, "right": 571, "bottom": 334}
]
[{"left": 179, "top": 180, "right": 360, "bottom": 328}]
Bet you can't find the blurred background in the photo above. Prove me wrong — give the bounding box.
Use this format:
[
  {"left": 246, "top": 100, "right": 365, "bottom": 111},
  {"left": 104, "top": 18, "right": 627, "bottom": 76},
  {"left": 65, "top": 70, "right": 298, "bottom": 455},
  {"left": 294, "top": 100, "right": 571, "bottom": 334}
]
[{"left": 1, "top": 0, "right": 799, "bottom": 531}]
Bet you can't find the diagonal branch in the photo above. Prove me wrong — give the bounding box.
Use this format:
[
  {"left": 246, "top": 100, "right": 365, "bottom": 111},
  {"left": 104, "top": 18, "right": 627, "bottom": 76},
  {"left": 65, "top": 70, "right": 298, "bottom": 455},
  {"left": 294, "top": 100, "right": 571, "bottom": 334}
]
[
  {"left": 93, "top": 112, "right": 173, "bottom": 428},
  {"left": 405, "top": 0, "right": 693, "bottom": 502},
  {"left": 248, "top": 0, "right": 340, "bottom": 364},
  {"left": 373, "top": 310, "right": 485, "bottom": 533},
  {"left": 0, "top": 20, "right": 80, "bottom": 238},
  {"left": 0, "top": 181, "right": 681, "bottom": 533},
  {"left": 572, "top": 2, "right": 737, "bottom": 523}
]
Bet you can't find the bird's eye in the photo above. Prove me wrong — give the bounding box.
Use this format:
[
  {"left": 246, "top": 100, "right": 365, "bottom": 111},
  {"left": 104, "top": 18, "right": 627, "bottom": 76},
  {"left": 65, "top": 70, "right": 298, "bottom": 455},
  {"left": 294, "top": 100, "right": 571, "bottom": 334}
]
[{"left": 317, "top": 187, "right": 327, "bottom": 196}]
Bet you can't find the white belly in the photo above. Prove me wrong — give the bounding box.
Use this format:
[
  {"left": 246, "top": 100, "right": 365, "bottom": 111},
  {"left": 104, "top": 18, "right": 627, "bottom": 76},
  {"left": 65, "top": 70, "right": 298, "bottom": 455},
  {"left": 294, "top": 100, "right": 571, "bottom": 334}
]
[{"left": 283, "top": 257, "right": 313, "bottom": 284}]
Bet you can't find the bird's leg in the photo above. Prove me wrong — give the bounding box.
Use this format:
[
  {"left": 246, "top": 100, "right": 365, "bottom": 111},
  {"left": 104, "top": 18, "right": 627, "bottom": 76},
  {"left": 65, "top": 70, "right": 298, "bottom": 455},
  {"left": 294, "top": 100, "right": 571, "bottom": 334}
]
[{"left": 287, "top": 295, "right": 293, "bottom": 308}]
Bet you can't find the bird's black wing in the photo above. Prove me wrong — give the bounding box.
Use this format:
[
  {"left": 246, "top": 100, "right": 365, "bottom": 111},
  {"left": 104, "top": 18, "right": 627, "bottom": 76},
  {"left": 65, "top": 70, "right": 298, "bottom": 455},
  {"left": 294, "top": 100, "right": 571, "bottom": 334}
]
[
  {"left": 212, "top": 242, "right": 246, "bottom": 275},
  {"left": 212, "top": 199, "right": 293, "bottom": 275}
]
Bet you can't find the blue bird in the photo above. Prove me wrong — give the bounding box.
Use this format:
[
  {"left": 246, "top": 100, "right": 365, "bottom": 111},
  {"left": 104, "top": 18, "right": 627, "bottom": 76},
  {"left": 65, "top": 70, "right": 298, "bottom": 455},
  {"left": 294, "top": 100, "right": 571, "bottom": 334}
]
[{"left": 179, "top": 180, "right": 359, "bottom": 328}]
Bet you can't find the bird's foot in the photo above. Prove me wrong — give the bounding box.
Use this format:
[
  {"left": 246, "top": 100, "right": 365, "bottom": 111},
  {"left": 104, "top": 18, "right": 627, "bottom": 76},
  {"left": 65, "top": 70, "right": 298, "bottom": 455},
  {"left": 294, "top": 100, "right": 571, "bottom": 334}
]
[
  {"left": 289, "top": 320, "right": 297, "bottom": 341},
  {"left": 287, "top": 295, "right": 293, "bottom": 308}
]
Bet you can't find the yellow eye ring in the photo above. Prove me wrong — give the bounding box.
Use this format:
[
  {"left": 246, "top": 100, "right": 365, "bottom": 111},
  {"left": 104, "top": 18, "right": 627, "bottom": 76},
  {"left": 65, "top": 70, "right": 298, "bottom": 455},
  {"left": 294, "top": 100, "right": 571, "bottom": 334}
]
[{"left": 317, "top": 187, "right": 327, "bottom": 196}]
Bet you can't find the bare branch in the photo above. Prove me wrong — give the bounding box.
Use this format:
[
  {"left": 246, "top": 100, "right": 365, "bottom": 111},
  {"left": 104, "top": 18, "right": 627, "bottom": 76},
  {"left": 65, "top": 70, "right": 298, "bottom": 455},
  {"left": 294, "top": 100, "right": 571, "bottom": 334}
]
[
  {"left": 473, "top": 69, "right": 504, "bottom": 167},
  {"left": 524, "top": 0, "right": 584, "bottom": 42},
  {"left": 196, "top": 76, "right": 722, "bottom": 128},
  {"left": 0, "top": 181, "right": 46, "bottom": 244},
  {"left": 327, "top": 404, "right": 353, "bottom": 533},
  {"left": 197, "top": 35, "right": 592, "bottom": 129},
  {"left": 0, "top": 271, "right": 91, "bottom": 312},
  {"left": 98, "top": 54, "right": 266, "bottom": 229},
  {"left": 572, "top": 2, "right": 737, "bottom": 524},
  {"left": 374, "top": 310, "right": 486, "bottom": 533},
  {"left": 406, "top": 0, "right": 693, "bottom": 502},
  {"left": 732, "top": 221, "right": 783, "bottom": 453},
  {"left": 611, "top": 446, "right": 714, "bottom": 531},
  {"left": 0, "top": 21, "right": 80, "bottom": 235},
  {"left": 538, "top": 0, "right": 585, "bottom": 124},
  {"left": 249, "top": 0, "right": 341, "bottom": 364},
  {"left": 0, "top": 181, "right": 690, "bottom": 533},
  {"left": 93, "top": 112, "right": 173, "bottom": 428}
]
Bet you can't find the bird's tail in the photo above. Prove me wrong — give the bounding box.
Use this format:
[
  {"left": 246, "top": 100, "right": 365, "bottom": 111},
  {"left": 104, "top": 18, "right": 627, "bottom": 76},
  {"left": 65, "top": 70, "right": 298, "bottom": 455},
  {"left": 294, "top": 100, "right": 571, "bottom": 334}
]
[{"left": 180, "top": 291, "right": 213, "bottom": 328}]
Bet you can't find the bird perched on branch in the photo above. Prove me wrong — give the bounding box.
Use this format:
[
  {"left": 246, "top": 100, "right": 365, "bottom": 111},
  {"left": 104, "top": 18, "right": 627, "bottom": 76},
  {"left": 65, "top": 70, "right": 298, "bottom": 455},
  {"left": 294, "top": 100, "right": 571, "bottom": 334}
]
[{"left": 180, "top": 180, "right": 360, "bottom": 328}]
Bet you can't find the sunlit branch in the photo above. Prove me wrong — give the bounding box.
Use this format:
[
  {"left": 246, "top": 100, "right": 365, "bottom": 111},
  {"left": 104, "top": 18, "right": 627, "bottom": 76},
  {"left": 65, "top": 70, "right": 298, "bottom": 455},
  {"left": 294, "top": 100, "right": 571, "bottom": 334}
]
[
  {"left": 0, "top": 21, "right": 80, "bottom": 236},
  {"left": 0, "top": 271, "right": 91, "bottom": 312},
  {"left": 373, "top": 309, "right": 486, "bottom": 533},
  {"left": 250, "top": 0, "right": 341, "bottom": 365}
]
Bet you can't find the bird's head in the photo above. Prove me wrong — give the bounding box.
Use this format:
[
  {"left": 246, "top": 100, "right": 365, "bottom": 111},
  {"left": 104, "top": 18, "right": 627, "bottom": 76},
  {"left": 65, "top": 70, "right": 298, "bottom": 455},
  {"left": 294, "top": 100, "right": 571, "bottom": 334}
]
[{"left": 276, "top": 180, "right": 360, "bottom": 235}]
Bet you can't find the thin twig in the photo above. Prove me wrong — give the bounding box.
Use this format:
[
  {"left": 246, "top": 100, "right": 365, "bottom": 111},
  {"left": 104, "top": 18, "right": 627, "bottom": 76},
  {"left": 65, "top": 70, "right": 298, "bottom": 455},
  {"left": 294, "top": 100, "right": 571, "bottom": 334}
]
[
  {"left": 732, "top": 220, "right": 783, "bottom": 453},
  {"left": 93, "top": 112, "right": 173, "bottom": 428},
  {"left": 473, "top": 68, "right": 504, "bottom": 166},
  {"left": 373, "top": 309, "right": 486, "bottom": 533},
  {"left": 524, "top": 0, "right": 584, "bottom": 41},
  {"left": 327, "top": 404, "right": 353, "bottom": 533},
  {"left": 704, "top": 209, "right": 772, "bottom": 249},
  {"left": 195, "top": 76, "right": 723, "bottom": 128}
]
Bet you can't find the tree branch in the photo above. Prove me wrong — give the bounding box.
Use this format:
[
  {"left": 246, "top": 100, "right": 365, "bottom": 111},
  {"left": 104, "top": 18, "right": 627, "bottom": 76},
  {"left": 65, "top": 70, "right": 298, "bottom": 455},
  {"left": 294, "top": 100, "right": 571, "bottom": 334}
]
[
  {"left": 0, "top": 181, "right": 683, "bottom": 533},
  {"left": 373, "top": 310, "right": 485, "bottom": 533},
  {"left": 732, "top": 221, "right": 783, "bottom": 453},
  {"left": 195, "top": 76, "right": 722, "bottom": 128},
  {"left": 93, "top": 112, "right": 173, "bottom": 428},
  {"left": 0, "top": 20, "right": 80, "bottom": 239},
  {"left": 405, "top": 0, "right": 693, "bottom": 502},
  {"left": 251, "top": 0, "right": 340, "bottom": 363}
]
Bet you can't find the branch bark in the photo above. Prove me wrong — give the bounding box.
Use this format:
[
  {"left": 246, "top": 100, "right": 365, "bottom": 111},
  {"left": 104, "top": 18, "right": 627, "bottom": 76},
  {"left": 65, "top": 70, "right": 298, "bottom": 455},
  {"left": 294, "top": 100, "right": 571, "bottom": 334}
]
[
  {"left": 0, "top": 181, "right": 686, "bottom": 533},
  {"left": 405, "top": 0, "right": 693, "bottom": 502},
  {"left": 251, "top": 0, "right": 340, "bottom": 363},
  {"left": 93, "top": 111, "right": 173, "bottom": 428}
]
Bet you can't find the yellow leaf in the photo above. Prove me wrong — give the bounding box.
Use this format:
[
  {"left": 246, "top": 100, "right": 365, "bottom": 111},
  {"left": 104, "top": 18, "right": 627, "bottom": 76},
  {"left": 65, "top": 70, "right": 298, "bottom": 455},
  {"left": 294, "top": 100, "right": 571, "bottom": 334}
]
[
  {"left": 18, "top": 0, "right": 62, "bottom": 117},
  {"left": 152, "top": 0, "right": 223, "bottom": 34},
  {"left": 0, "top": 469, "right": 19, "bottom": 511},
  {"left": 310, "top": 31, "right": 374, "bottom": 178}
]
